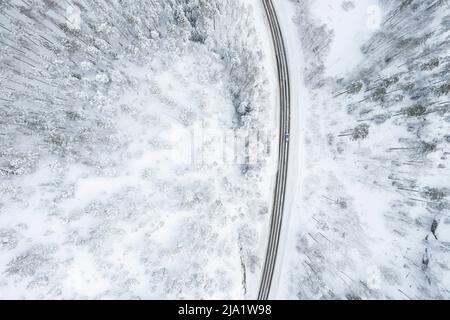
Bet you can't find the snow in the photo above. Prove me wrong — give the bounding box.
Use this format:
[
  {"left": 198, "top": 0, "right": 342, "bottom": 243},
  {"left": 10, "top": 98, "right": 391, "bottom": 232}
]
[
  {"left": 1, "top": 0, "right": 448, "bottom": 300},
  {"left": 245, "top": 0, "right": 279, "bottom": 298},
  {"left": 310, "top": 0, "right": 381, "bottom": 77},
  {"left": 269, "top": 0, "right": 310, "bottom": 299},
  {"left": 275, "top": 0, "right": 450, "bottom": 299},
  {"left": 0, "top": 0, "right": 277, "bottom": 299}
]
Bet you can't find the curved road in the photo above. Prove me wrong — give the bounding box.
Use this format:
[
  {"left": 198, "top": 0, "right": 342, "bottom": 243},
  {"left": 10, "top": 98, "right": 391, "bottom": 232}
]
[{"left": 258, "top": 0, "right": 291, "bottom": 300}]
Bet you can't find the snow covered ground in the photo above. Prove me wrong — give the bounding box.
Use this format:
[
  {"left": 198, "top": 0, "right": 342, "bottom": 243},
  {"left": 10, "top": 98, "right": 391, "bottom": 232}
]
[
  {"left": 276, "top": 0, "right": 450, "bottom": 299},
  {"left": 1, "top": 0, "right": 448, "bottom": 300},
  {"left": 0, "top": 0, "right": 277, "bottom": 299}
]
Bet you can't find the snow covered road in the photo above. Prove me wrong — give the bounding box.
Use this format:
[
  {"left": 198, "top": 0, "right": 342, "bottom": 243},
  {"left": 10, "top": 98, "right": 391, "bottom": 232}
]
[{"left": 258, "top": 0, "right": 291, "bottom": 300}]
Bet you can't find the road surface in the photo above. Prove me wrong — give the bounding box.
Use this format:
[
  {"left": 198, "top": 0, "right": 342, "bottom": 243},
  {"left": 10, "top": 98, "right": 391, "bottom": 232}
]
[{"left": 258, "top": 0, "right": 291, "bottom": 300}]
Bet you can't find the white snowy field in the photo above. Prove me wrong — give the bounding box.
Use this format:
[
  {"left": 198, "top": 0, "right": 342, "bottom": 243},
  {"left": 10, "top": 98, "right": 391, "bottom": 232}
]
[
  {"left": 0, "top": 0, "right": 277, "bottom": 299},
  {"left": 1, "top": 0, "right": 449, "bottom": 301},
  {"left": 276, "top": 0, "right": 450, "bottom": 299}
]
